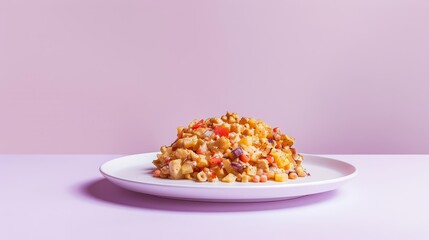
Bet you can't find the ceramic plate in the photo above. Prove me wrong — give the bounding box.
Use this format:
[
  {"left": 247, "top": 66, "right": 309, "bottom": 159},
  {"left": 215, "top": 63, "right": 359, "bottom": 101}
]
[{"left": 100, "top": 153, "right": 357, "bottom": 202}]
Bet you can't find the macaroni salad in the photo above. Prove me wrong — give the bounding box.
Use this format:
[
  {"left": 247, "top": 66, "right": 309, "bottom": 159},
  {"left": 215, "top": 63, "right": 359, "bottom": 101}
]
[{"left": 152, "top": 112, "right": 308, "bottom": 183}]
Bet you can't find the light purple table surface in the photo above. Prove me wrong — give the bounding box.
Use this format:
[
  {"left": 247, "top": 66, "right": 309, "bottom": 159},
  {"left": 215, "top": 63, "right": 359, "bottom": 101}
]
[{"left": 1, "top": 155, "right": 428, "bottom": 240}]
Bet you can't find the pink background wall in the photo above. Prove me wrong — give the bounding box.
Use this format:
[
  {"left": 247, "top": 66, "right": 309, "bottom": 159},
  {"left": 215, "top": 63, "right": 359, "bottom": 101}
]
[{"left": 1, "top": 0, "right": 428, "bottom": 154}]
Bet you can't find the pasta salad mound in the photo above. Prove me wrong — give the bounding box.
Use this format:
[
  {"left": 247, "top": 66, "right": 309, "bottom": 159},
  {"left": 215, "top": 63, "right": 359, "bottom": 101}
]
[{"left": 152, "top": 112, "right": 309, "bottom": 183}]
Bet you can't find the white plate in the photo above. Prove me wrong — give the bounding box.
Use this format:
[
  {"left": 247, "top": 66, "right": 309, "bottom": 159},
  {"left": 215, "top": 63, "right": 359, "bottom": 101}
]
[{"left": 100, "top": 153, "right": 357, "bottom": 202}]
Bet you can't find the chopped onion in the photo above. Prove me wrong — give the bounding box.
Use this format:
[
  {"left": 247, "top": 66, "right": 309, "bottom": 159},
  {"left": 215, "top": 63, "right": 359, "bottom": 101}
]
[
  {"left": 204, "top": 130, "right": 213, "bottom": 137},
  {"left": 231, "top": 147, "right": 243, "bottom": 158},
  {"left": 231, "top": 162, "right": 244, "bottom": 172}
]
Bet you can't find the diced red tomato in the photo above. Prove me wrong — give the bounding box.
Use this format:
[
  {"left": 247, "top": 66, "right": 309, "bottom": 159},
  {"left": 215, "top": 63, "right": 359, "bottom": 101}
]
[
  {"left": 209, "top": 157, "right": 222, "bottom": 167},
  {"left": 214, "top": 126, "right": 229, "bottom": 137},
  {"left": 192, "top": 119, "right": 204, "bottom": 130},
  {"left": 239, "top": 154, "right": 250, "bottom": 163},
  {"left": 273, "top": 127, "right": 280, "bottom": 133},
  {"left": 266, "top": 155, "right": 274, "bottom": 164},
  {"left": 275, "top": 142, "right": 282, "bottom": 149},
  {"left": 211, "top": 172, "right": 217, "bottom": 179}
]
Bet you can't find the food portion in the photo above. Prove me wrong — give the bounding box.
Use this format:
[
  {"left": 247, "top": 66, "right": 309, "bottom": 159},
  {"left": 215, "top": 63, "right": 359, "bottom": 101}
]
[{"left": 152, "top": 112, "right": 308, "bottom": 183}]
